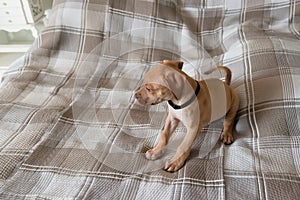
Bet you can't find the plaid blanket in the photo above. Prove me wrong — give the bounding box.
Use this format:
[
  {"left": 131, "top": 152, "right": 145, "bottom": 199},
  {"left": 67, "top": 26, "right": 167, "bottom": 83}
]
[{"left": 0, "top": 0, "right": 300, "bottom": 199}]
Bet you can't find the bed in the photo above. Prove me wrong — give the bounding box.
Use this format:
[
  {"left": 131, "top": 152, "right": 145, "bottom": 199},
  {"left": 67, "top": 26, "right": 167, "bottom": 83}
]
[{"left": 0, "top": 0, "right": 299, "bottom": 199}]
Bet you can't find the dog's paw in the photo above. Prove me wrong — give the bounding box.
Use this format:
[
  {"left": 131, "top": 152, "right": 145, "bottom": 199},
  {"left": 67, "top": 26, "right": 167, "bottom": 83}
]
[
  {"left": 164, "top": 151, "right": 190, "bottom": 172},
  {"left": 221, "top": 131, "right": 233, "bottom": 145},
  {"left": 164, "top": 157, "right": 186, "bottom": 172},
  {"left": 145, "top": 148, "right": 165, "bottom": 160}
]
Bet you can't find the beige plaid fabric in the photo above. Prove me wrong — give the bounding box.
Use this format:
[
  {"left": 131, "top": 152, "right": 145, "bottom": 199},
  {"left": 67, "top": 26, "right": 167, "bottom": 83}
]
[{"left": 0, "top": 0, "right": 300, "bottom": 199}]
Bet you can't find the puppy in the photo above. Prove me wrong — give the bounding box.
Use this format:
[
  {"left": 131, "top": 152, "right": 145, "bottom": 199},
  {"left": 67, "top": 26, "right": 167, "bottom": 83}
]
[{"left": 135, "top": 60, "right": 239, "bottom": 172}]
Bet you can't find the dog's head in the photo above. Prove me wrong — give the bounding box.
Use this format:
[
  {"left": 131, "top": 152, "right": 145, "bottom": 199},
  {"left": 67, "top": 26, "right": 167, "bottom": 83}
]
[{"left": 135, "top": 60, "right": 184, "bottom": 106}]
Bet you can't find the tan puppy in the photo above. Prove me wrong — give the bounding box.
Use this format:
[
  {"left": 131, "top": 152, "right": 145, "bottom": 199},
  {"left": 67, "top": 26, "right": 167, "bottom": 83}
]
[{"left": 135, "top": 60, "right": 239, "bottom": 172}]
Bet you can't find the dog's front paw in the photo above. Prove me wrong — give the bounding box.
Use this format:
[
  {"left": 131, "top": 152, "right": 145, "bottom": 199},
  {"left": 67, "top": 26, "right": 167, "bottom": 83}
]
[
  {"left": 164, "top": 151, "right": 190, "bottom": 172},
  {"left": 221, "top": 131, "right": 233, "bottom": 144},
  {"left": 164, "top": 157, "right": 186, "bottom": 172},
  {"left": 145, "top": 148, "right": 165, "bottom": 160}
]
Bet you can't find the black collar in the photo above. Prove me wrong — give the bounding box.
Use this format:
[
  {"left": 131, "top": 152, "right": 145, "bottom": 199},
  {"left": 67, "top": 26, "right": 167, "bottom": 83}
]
[{"left": 168, "top": 81, "right": 200, "bottom": 110}]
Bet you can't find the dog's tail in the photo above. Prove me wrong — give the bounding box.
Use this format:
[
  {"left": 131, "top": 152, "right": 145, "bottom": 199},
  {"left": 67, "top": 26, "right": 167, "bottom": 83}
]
[{"left": 204, "top": 66, "right": 232, "bottom": 85}]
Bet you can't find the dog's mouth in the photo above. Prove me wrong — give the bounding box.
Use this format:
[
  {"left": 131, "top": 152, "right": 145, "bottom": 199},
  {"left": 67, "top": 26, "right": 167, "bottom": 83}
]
[
  {"left": 135, "top": 96, "right": 149, "bottom": 105},
  {"left": 151, "top": 98, "right": 163, "bottom": 105},
  {"left": 135, "top": 98, "right": 162, "bottom": 106}
]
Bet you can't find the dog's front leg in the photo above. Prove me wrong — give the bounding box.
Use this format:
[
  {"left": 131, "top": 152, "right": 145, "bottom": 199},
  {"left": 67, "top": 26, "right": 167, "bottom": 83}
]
[
  {"left": 146, "top": 113, "right": 179, "bottom": 160},
  {"left": 164, "top": 125, "right": 201, "bottom": 172}
]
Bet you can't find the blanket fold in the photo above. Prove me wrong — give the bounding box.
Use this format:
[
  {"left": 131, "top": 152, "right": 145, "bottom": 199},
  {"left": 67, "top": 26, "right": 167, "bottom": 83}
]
[{"left": 0, "top": 0, "right": 299, "bottom": 199}]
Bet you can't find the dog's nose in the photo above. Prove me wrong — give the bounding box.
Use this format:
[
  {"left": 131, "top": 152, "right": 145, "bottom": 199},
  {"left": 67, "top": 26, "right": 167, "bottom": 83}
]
[
  {"left": 134, "top": 87, "right": 141, "bottom": 98},
  {"left": 129, "top": 92, "right": 140, "bottom": 104}
]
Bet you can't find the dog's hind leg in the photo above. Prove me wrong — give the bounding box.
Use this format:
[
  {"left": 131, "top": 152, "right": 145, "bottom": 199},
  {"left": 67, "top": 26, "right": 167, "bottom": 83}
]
[{"left": 221, "top": 90, "right": 239, "bottom": 144}]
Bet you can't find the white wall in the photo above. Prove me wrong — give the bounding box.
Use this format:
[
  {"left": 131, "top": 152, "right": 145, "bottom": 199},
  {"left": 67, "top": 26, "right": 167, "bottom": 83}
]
[{"left": 0, "top": 0, "right": 53, "bottom": 80}]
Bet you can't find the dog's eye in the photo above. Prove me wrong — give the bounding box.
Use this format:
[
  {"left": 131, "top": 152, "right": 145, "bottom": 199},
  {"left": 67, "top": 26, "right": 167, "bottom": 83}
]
[{"left": 146, "top": 87, "right": 152, "bottom": 92}]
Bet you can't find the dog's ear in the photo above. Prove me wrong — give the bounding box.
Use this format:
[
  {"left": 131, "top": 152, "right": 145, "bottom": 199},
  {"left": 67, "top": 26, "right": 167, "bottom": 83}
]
[{"left": 162, "top": 60, "right": 184, "bottom": 70}]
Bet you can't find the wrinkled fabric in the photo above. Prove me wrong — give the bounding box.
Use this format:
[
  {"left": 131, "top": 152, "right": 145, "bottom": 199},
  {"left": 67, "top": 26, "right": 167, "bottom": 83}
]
[{"left": 0, "top": 0, "right": 299, "bottom": 199}]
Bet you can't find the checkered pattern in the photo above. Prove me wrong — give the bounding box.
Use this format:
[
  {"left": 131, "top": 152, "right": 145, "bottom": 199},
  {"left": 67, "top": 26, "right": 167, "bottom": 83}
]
[{"left": 0, "top": 0, "right": 299, "bottom": 199}]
